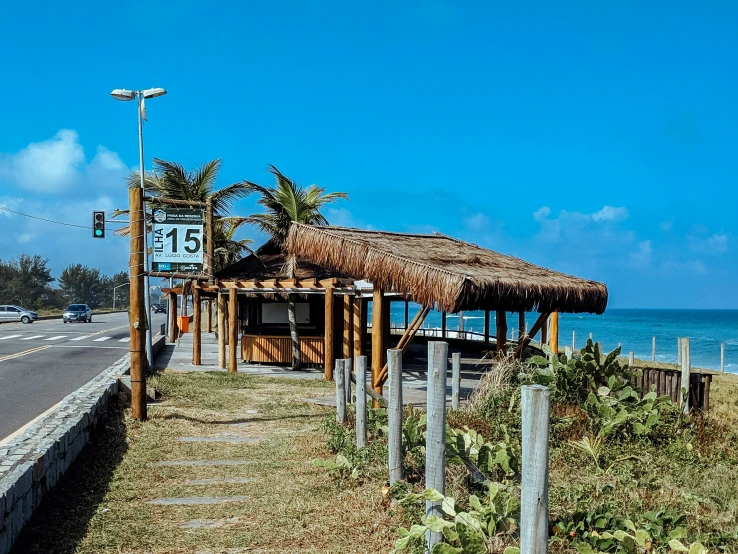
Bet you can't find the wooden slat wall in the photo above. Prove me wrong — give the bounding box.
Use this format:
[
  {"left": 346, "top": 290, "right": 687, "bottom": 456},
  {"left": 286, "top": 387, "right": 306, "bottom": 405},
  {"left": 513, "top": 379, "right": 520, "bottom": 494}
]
[
  {"left": 242, "top": 335, "right": 325, "bottom": 365},
  {"left": 632, "top": 367, "right": 712, "bottom": 411}
]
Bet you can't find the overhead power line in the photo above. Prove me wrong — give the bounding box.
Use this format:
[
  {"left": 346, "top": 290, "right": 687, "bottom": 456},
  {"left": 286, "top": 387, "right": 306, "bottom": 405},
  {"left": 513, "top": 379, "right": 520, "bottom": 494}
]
[{"left": 0, "top": 204, "right": 128, "bottom": 229}]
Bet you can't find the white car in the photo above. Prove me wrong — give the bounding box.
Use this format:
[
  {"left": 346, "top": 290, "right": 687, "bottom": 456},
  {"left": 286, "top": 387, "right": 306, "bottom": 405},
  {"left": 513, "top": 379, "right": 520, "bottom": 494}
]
[{"left": 0, "top": 305, "right": 39, "bottom": 324}]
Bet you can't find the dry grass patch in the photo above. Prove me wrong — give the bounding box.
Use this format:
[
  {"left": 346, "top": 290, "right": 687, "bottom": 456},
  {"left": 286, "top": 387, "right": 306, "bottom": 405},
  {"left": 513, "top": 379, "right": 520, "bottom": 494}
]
[{"left": 11, "top": 370, "right": 405, "bottom": 554}]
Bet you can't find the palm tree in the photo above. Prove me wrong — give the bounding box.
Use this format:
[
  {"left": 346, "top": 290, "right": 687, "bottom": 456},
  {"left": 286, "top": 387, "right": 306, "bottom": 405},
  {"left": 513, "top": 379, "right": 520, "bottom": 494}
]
[
  {"left": 112, "top": 158, "right": 253, "bottom": 271},
  {"left": 241, "top": 165, "right": 348, "bottom": 370}
]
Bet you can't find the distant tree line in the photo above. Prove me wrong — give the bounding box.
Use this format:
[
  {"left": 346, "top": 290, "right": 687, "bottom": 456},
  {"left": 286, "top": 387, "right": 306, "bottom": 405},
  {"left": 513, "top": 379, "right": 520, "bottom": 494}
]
[{"left": 0, "top": 255, "right": 129, "bottom": 310}]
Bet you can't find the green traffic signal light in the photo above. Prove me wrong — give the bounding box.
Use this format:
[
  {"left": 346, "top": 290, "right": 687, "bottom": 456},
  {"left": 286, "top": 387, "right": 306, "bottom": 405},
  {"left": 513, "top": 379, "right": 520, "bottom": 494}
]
[{"left": 93, "top": 211, "right": 105, "bottom": 238}]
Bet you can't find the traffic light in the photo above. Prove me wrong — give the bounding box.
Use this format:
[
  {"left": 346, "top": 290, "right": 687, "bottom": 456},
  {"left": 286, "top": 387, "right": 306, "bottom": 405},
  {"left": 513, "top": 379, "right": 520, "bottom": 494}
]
[{"left": 93, "top": 211, "right": 105, "bottom": 238}]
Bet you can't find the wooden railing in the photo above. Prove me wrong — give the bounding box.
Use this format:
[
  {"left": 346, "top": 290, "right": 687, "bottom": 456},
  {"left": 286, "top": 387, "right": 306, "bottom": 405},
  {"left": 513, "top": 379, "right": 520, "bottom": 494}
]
[{"left": 633, "top": 367, "right": 712, "bottom": 411}]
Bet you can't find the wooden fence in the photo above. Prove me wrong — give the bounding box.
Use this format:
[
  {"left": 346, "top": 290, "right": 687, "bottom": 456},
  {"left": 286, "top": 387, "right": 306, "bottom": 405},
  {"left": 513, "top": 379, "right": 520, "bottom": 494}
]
[{"left": 632, "top": 368, "right": 712, "bottom": 411}]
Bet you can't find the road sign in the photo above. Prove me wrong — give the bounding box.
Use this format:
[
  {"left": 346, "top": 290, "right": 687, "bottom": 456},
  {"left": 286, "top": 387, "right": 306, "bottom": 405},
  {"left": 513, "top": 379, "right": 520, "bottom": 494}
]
[{"left": 151, "top": 208, "right": 204, "bottom": 273}]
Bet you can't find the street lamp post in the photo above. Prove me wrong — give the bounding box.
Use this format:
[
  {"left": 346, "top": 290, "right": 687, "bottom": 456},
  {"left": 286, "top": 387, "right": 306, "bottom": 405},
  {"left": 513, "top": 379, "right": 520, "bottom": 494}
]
[
  {"left": 111, "top": 87, "right": 167, "bottom": 368},
  {"left": 113, "top": 282, "right": 130, "bottom": 311}
]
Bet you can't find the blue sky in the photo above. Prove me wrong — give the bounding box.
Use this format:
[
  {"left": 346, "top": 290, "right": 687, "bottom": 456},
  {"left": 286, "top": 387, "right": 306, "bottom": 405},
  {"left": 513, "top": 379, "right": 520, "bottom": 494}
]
[{"left": 0, "top": 1, "right": 736, "bottom": 308}]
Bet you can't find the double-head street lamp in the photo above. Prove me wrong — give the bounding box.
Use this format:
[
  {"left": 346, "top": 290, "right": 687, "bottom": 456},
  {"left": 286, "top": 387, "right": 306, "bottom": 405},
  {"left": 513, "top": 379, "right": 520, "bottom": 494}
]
[{"left": 111, "top": 87, "right": 167, "bottom": 368}]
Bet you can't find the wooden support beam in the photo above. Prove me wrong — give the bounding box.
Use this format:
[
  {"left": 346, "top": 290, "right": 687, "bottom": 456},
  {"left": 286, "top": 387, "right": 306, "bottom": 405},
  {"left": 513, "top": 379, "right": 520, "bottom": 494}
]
[
  {"left": 549, "top": 312, "right": 559, "bottom": 354},
  {"left": 371, "top": 288, "right": 384, "bottom": 404},
  {"left": 343, "top": 294, "right": 353, "bottom": 358},
  {"left": 228, "top": 288, "right": 238, "bottom": 373},
  {"left": 324, "top": 287, "right": 335, "bottom": 380},
  {"left": 484, "top": 310, "right": 490, "bottom": 344},
  {"left": 376, "top": 306, "right": 430, "bottom": 385},
  {"left": 353, "top": 297, "right": 363, "bottom": 361},
  {"left": 540, "top": 314, "right": 548, "bottom": 344},
  {"left": 206, "top": 299, "right": 213, "bottom": 333},
  {"left": 169, "top": 292, "right": 178, "bottom": 343},
  {"left": 496, "top": 310, "right": 507, "bottom": 356},
  {"left": 514, "top": 312, "right": 551, "bottom": 358},
  {"left": 217, "top": 292, "right": 226, "bottom": 369},
  {"left": 404, "top": 301, "right": 409, "bottom": 328},
  {"left": 441, "top": 312, "right": 447, "bottom": 338},
  {"left": 192, "top": 287, "right": 201, "bottom": 365},
  {"left": 518, "top": 311, "right": 525, "bottom": 340},
  {"left": 383, "top": 297, "right": 391, "bottom": 355}
]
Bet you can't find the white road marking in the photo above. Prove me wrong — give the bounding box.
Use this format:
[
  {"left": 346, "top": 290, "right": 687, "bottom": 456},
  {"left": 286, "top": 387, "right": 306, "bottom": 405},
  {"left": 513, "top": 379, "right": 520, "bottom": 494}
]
[
  {"left": 93, "top": 336, "right": 112, "bottom": 342},
  {"left": 44, "top": 336, "right": 67, "bottom": 341},
  {"left": 69, "top": 335, "right": 91, "bottom": 341},
  {"left": 21, "top": 335, "right": 43, "bottom": 340},
  {"left": 0, "top": 335, "right": 21, "bottom": 340},
  {"left": 118, "top": 337, "right": 130, "bottom": 342}
]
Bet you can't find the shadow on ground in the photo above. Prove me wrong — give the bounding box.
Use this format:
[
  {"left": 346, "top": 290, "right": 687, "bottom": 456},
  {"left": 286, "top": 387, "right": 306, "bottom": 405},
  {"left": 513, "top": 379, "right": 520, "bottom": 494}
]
[{"left": 9, "top": 390, "right": 130, "bottom": 554}]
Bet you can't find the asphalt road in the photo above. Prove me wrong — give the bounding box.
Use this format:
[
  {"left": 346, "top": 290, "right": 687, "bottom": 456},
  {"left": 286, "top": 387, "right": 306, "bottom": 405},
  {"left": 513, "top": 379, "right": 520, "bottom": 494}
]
[{"left": 0, "top": 311, "right": 166, "bottom": 442}]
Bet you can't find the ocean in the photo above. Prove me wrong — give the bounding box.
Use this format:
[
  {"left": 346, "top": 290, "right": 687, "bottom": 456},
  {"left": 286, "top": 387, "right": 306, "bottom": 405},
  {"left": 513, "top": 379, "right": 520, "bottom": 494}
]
[{"left": 380, "top": 304, "right": 738, "bottom": 373}]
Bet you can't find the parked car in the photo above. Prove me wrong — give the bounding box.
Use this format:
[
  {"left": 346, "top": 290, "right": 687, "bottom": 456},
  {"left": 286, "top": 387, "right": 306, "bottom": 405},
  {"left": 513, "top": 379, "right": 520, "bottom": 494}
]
[
  {"left": 152, "top": 304, "right": 166, "bottom": 314},
  {"left": 63, "top": 304, "right": 92, "bottom": 323},
  {"left": 0, "top": 305, "right": 39, "bottom": 324}
]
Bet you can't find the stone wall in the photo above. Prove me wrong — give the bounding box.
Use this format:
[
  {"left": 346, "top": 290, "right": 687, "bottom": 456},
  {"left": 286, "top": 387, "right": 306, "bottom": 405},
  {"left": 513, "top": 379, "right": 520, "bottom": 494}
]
[{"left": 0, "top": 334, "right": 165, "bottom": 553}]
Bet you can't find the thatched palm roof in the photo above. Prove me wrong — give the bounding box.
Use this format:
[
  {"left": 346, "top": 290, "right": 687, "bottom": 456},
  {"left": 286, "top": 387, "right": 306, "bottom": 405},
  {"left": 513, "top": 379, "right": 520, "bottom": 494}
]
[
  {"left": 215, "top": 240, "right": 348, "bottom": 282},
  {"left": 285, "top": 223, "right": 608, "bottom": 314}
]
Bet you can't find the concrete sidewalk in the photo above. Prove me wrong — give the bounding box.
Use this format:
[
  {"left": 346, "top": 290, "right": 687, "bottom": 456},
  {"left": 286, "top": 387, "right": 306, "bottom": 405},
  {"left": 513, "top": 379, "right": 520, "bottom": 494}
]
[{"left": 155, "top": 331, "right": 494, "bottom": 407}]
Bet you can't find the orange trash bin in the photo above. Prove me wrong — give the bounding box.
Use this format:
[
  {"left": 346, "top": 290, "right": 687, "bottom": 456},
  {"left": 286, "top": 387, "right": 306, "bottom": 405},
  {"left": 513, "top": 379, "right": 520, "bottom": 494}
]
[{"left": 177, "top": 315, "right": 190, "bottom": 333}]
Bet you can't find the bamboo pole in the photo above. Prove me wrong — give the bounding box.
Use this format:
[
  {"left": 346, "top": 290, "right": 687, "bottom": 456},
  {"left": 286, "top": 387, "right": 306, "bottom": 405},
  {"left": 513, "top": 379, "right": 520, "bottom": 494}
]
[
  {"left": 520, "top": 385, "right": 550, "bottom": 554},
  {"left": 343, "top": 294, "right": 353, "bottom": 358},
  {"left": 388, "top": 349, "right": 404, "bottom": 485},
  {"left": 324, "top": 287, "right": 335, "bottom": 381},
  {"left": 129, "top": 187, "right": 147, "bottom": 421},
  {"left": 335, "top": 359, "right": 346, "bottom": 423},
  {"left": 353, "top": 297, "right": 363, "bottom": 361},
  {"left": 217, "top": 292, "right": 226, "bottom": 369},
  {"left": 496, "top": 310, "right": 507, "bottom": 356},
  {"left": 549, "top": 312, "right": 559, "bottom": 354},
  {"left": 356, "top": 356, "right": 367, "bottom": 448},
  {"left": 192, "top": 286, "right": 201, "bottom": 365},
  {"left": 371, "top": 288, "right": 384, "bottom": 403},
  {"left": 169, "top": 292, "right": 177, "bottom": 343},
  {"left": 425, "top": 341, "right": 448, "bottom": 550},
  {"left": 451, "top": 352, "right": 461, "bottom": 410},
  {"left": 228, "top": 288, "right": 238, "bottom": 373}
]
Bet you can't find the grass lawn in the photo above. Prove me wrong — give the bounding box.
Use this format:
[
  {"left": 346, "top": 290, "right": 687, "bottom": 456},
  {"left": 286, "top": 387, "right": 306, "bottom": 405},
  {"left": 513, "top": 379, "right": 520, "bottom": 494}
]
[{"left": 10, "top": 371, "right": 405, "bottom": 554}]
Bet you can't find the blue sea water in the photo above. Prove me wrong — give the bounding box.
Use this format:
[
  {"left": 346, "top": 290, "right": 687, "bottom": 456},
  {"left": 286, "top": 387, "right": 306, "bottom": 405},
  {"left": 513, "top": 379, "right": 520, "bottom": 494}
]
[{"left": 379, "top": 304, "right": 738, "bottom": 373}]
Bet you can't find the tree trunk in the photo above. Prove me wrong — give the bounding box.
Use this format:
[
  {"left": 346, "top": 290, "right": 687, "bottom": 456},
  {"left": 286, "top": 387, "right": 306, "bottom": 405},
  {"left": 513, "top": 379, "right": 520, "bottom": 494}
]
[{"left": 287, "top": 294, "right": 301, "bottom": 370}]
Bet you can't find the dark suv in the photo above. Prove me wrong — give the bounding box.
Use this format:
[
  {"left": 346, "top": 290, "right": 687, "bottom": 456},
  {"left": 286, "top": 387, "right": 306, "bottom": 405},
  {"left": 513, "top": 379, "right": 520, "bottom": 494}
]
[{"left": 63, "top": 304, "right": 92, "bottom": 323}]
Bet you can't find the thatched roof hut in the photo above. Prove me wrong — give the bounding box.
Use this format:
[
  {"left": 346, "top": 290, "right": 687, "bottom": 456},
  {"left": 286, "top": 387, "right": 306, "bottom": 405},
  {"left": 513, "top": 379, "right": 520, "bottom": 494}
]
[{"left": 285, "top": 223, "right": 608, "bottom": 314}]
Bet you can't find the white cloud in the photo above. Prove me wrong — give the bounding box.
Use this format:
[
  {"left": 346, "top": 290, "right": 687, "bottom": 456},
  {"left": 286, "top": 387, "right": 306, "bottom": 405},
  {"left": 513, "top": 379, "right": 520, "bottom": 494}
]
[
  {"left": 15, "top": 233, "right": 36, "bottom": 244},
  {"left": 463, "top": 213, "right": 490, "bottom": 231},
  {"left": 533, "top": 206, "right": 551, "bottom": 222},
  {"left": 662, "top": 260, "right": 707, "bottom": 274},
  {"left": 628, "top": 240, "right": 653, "bottom": 269},
  {"left": 689, "top": 231, "right": 729, "bottom": 255},
  {"left": 592, "top": 205, "right": 629, "bottom": 223},
  {"left": 0, "top": 196, "right": 24, "bottom": 217}
]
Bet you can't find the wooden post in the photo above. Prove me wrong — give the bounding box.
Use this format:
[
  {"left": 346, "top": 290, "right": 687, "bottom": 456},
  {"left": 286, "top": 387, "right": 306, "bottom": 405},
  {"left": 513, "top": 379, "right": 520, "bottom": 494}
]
[
  {"left": 572, "top": 330, "right": 576, "bottom": 351},
  {"left": 344, "top": 358, "right": 352, "bottom": 407},
  {"left": 652, "top": 337, "right": 656, "bottom": 362},
  {"left": 680, "top": 337, "right": 690, "bottom": 412},
  {"left": 404, "top": 300, "right": 409, "bottom": 329},
  {"left": 353, "top": 297, "right": 363, "bottom": 361},
  {"left": 324, "top": 287, "right": 335, "bottom": 381},
  {"left": 192, "top": 286, "right": 201, "bottom": 365},
  {"left": 335, "top": 359, "right": 346, "bottom": 423},
  {"left": 721, "top": 342, "right": 725, "bottom": 373},
  {"left": 496, "top": 310, "right": 507, "bottom": 356},
  {"left": 483, "top": 310, "right": 490, "bottom": 344},
  {"left": 206, "top": 299, "right": 212, "bottom": 333},
  {"left": 217, "top": 292, "right": 226, "bottom": 369},
  {"left": 228, "top": 288, "right": 238, "bottom": 373},
  {"left": 549, "top": 312, "right": 559, "bottom": 354},
  {"left": 520, "top": 385, "right": 550, "bottom": 554},
  {"left": 128, "top": 186, "right": 147, "bottom": 422},
  {"left": 371, "top": 288, "right": 384, "bottom": 403},
  {"left": 564, "top": 346, "right": 573, "bottom": 359},
  {"left": 540, "top": 315, "right": 548, "bottom": 344},
  {"left": 451, "top": 352, "right": 461, "bottom": 410},
  {"left": 168, "top": 292, "right": 177, "bottom": 343},
  {"left": 343, "top": 294, "right": 353, "bottom": 358},
  {"left": 425, "top": 341, "right": 448, "bottom": 550},
  {"left": 441, "top": 311, "right": 447, "bottom": 339},
  {"left": 678, "top": 337, "right": 682, "bottom": 366},
  {"left": 356, "top": 356, "right": 367, "bottom": 448},
  {"left": 518, "top": 312, "right": 525, "bottom": 340},
  {"left": 388, "top": 349, "right": 404, "bottom": 485},
  {"left": 629, "top": 351, "right": 635, "bottom": 367}
]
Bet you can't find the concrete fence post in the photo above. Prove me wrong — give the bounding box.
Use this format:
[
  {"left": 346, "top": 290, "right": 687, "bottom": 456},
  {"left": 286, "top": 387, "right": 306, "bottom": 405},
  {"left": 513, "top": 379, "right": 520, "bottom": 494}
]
[
  {"left": 335, "top": 359, "right": 346, "bottom": 423},
  {"left": 564, "top": 346, "right": 573, "bottom": 359},
  {"left": 721, "top": 342, "right": 725, "bottom": 374},
  {"left": 629, "top": 351, "right": 635, "bottom": 367},
  {"left": 355, "top": 355, "right": 367, "bottom": 448},
  {"left": 652, "top": 337, "right": 656, "bottom": 362},
  {"left": 680, "top": 338, "right": 690, "bottom": 412},
  {"left": 520, "top": 385, "right": 550, "bottom": 554},
  {"left": 451, "top": 352, "right": 461, "bottom": 410},
  {"left": 344, "top": 358, "right": 353, "bottom": 407},
  {"left": 388, "top": 349, "right": 404, "bottom": 485},
  {"left": 425, "top": 341, "right": 448, "bottom": 551}
]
